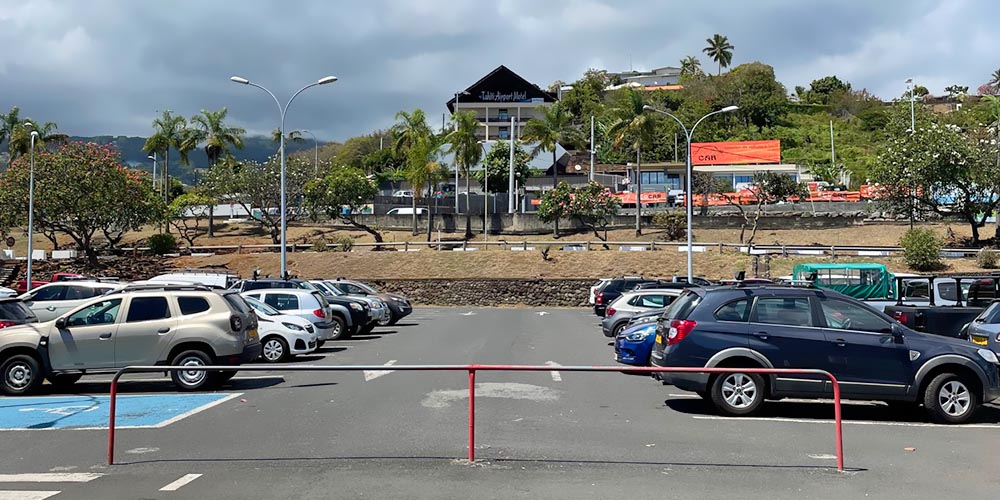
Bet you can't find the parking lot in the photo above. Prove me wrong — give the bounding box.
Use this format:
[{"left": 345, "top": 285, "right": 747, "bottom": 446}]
[{"left": 1, "top": 307, "right": 998, "bottom": 499}]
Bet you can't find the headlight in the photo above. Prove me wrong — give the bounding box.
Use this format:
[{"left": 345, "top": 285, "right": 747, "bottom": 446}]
[
  {"left": 625, "top": 328, "right": 655, "bottom": 341},
  {"left": 632, "top": 316, "right": 656, "bottom": 325},
  {"left": 977, "top": 348, "right": 999, "bottom": 364},
  {"left": 282, "top": 322, "right": 305, "bottom": 331},
  {"left": 392, "top": 296, "right": 407, "bottom": 303},
  {"left": 349, "top": 303, "right": 363, "bottom": 311}
]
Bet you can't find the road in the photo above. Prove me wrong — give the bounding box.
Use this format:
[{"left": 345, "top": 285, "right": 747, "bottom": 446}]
[{"left": 0, "top": 307, "right": 997, "bottom": 499}]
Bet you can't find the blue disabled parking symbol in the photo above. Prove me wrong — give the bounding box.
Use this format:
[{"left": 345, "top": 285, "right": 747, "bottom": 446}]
[{"left": 0, "top": 393, "right": 241, "bottom": 430}]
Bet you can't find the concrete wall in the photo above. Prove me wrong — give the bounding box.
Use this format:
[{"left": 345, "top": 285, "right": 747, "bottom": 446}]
[{"left": 368, "top": 278, "right": 595, "bottom": 307}]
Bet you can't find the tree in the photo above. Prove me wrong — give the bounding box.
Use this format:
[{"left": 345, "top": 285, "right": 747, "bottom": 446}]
[
  {"left": 142, "top": 110, "right": 189, "bottom": 207},
  {"left": 0, "top": 142, "right": 163, "bottom": 265},
  {"left": 304, "top": 167, "right": 384, "bottom": 244},
  {"left": 394, "top": 109, "right": 436, "bottom": 235},
  {"left": 5, "top": 119, "right": 68, "bottom": 159},
  {"left": 536, "top": 181, "right": 573, "bottom": 238},
  {"left": 721, "top": 62, "right": 788, "bottom": 129},
  {"left": 806, "top": 162, "right": 847, "bottom": 185},
  {"left": 944, "top": 85, "right": 969, "bottom": 99},
  {"left": 522, "top": 102, "right": 583, "bottom": 236},
  {"left": 693, "top": 171, "right": 732, "bottom": 216},
  {"left": 167, "top": 192, "right": 215, "bottom": 247},
  {"left": 991, "top": 69, "right": 1000, "bottom": 87},
  {"left": 444, "top": 110, "right": 482, "bottom": 238},
  {"left": 806, "top": 76, "right": 851, "bottom": 105},
  {"left": 702, "top": 34, "right": 735, "bottom": 75},
  {"left": 680, "top": 56, "right": 703, "bottom": 76},
  {"left": 362, "top": 147, "right": 406, "bottom": 178},
  {"left": 721, "top": 172, "right": 806, "bottom": 245},
  {"left": 474, "top": 140, "right": 533, "bottom": 193},
  {"left": 199, "top": 156, "right": 313, "bottom": 244},
  {"left": 0, "top": 106, "right": 22, "bottom": 162},
  {"left": 185, "top": 108, "right": 245, "bottom": 237},
  {"left": 568, "top": 181, "right": 622, "bottom": 243},
  {"left": 605, "top": 88, "right": 656, "bottom": 236},
  {"left": 403, "top": 132, "right": 447, "bottom": 235}
]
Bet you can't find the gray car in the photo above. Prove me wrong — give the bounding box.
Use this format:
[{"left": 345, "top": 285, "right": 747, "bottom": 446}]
[
  {"left": 967, "top": 300, "right": 1000, "bottom": 354},
  {"left": 601, "top": 289, "right": 684, "bottom": 337}
]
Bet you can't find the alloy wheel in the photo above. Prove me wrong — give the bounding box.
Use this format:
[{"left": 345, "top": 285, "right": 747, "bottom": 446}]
[{"left": 721, "top": 373, "right": 758, "bottom": 409}]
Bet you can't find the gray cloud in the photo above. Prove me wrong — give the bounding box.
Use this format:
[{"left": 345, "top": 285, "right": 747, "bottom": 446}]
[{"left": 1, "top": 0, "right": 996, "bottom": 142}]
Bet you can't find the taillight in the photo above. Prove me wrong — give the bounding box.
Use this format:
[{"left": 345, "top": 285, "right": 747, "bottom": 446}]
[
  {"left": 666, "top": 319, "right": 697, "bottom": 345},
  {"left": 996, "top": 332, "right": 1000, "bottom": 342},
  {"left": 313, "top": 308, "right": 325, "bottom": 318},
  {"left": 596, "top": 293, "right": 604, "bottom": 305},
  {"left": 892, "top": 311, "right": 907, "bottom": 324},
  {"left": 606, "top": 307, "right": 617, "bottom": 316},
  {"left": 0, "top": 320, "right": 16, "bottom": 329},
  {"left": 230, "top": 315, "right": 243, "bottom": 332}
]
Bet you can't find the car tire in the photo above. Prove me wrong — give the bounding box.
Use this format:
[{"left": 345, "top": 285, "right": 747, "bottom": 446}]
[
  {"left": 260, "top": 336, "right": 289, "bottom": 363},
  {"left": 1, "top": 354, "right": 44, "bottom": 396},
  {"left": 709, "top": 372, "right": 765, "bottom": 416},
  {"left": 169, "top": 350, "right": 216, "bottom": 391},
  {"left": 378, "top": 313, "right": 392, "bottom": 326},
  {"left": 328, "top": 316, "right": 349, "bottom": 341},
  {"left": 612, "top": 322, "right": 627, "bottom": 337},
  {"left": 923, "top": 372, "right": 980, "bottom": 424},
  {"left": 316, "top": 340, "right": 326, "bottom": 348},
  {"left": 47, "top": 373, "right": 83, "bottom": 390},
  {"left": 215, "top": 370, "right": 238, "bottom": 384},
  {"left": 359, "top": 323, "right": 375, "bottom": 336}
]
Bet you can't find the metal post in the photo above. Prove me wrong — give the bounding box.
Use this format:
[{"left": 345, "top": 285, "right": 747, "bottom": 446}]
[
  {"left": 455, "top": 92, "right": 461, "bottom": 214},
  {"left": 830, "top": 120, "right": 836, "bottom": 174},
  {"left": 508, "top": 116, "right": 516, "bottom": 214},
  {"left": 635, "top": 146, "right": 642, "bottom": 237},
  {"left": 108, "top": 377, "right": 119, "bottom": 465},
  {"left": 468, "top": 368, "right": 476, "bottom": 462},
  {"left": 26, "top": 131, "right": 38, "bottom": 290},
  {"left": 685, "top": 136, "right": 693, "bottom": 282},
  {"left": 830, "top": 372, "right": 845, "bottom": 472},
  {"left": 589, "top": 116, "right": 595, "bottom": 181}
]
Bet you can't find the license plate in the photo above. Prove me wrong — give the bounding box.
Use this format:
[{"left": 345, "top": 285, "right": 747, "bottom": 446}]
[
  {"left": 247, "top": 329, "right": 259, "bottom": 342},
  {"left": 655, "top": 334, "right": 662, "bottom": 344},
  {"left": 971, "top": 335, "right": 988, "bottom": 346}
]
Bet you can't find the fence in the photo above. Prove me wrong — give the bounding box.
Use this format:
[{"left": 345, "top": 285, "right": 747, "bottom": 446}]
[{"left": 107, "top": 364, "right": 845, "bottom": 471}]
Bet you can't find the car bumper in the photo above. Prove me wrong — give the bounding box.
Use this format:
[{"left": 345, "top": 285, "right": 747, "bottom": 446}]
[
  {"left": 614, "top": 337, "right": 651, "bottom": 366},
  {"left": 594, "top": 305, "right": 607, "bottom": 317},
  {"left": 226, "top": 342, "right": 262, "bottom": 365},
  {"left": 388, "top": 302, "right": 412, "bottom": 318},
  {"left": 313, "top": 322, "right": 338, "bottom": 341},
  {"left": 290, "top": 333, "right": 318, "bottom": 355},
  {"left": 601, "top": 318, "right": 617, "bottom": 337}
]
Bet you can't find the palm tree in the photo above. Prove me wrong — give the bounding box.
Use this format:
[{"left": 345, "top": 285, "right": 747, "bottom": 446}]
[
  {"left": 393, "top": 109, "right": 434, "bottom": 234},
  {"left": 6, "top": 120, "right": 68, "bottom": 159},
  {"left": 703, "top": 34, "right": 735, "bottom": 75},
  {"left": 445, "top": 111, "right": 483, "bottom": 239},
  {"left": 606, "top": 88, "right": 658, "bottom": 236},
  {"left": 680, "top": 56, "right": 702, "bottom": 76},
  {"left": 1, "top": 106, "right": 23, "bottom": 162},
  {"left": 404, "top": 132, "right": 446, "bottom": 236},
  {"left": 521, "top": 102, "right": 582, "bottom": 237},
  {"left": 991, "top": 69, "right": 1000, "bottom": 87},
  {"left": 143, "top": 110, "right": 188, "bottom": 210},
  {"left": 186, "top": 108, "right": 246, "bottom": 237}
]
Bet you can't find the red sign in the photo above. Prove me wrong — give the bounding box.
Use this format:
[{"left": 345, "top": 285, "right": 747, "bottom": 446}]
[{"left": 690, "top": 140, "right": 781, "bottom": 165}]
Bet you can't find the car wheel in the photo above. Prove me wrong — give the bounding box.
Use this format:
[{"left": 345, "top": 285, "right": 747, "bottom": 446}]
[
  {"left": 170, "top": 350, "right": 216, "bottom": 391},
  {"left": 923, "top": 373, "right": 979, "bottom": 424},
  {"left": 260, "top": 336, "right": 289, "bottom": 363},
  {"left": 612, "top": 323, "right": 627, "bottom": 337},
  {"left": 215, "top": 370, "right": 238, "bottom": 384},
  {"left": 316, "top": 340, "right": 326, "bottom": 348},
  {"left": 710, "top": 372, "right": 765, "bottom": 416},
  {"left": 377, "top": 313, "right": 392, "bottom": 326},
  {"left": 328, "top": 316, "right": 349, "bottom": 341},
  {"left": 359, "top": 323, "right": 375, "bottom": 336},
  {"left": 1, "top": 354, "right": 43, "bottom": 396},
  {"left": 47, "top": 373, "right": 83, "bottom": 390}
]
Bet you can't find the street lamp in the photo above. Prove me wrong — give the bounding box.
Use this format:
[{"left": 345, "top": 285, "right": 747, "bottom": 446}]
[
  {"left": 25, "top": 123, "right": 39, "bottom": 291},
  {"left": 300, "top": 129, "right": 319, "bottom": 175},
  {"left": 905, "top": 78, "right": 916, "bottom": 132},
  {"left": 643, "top": 104, "right": 739, "bottom": 283},
  {"left": 147, "top": 153, "right": 157, "bottom": 192},
  {"left": 478, "top": 140, "right": 491, "bottom": 235},
  {"left": 231, "top": 74, "right": 338, "bottom": 279},
  {"left": 453, "top": 90, "right": 470, "bottom": 214}
]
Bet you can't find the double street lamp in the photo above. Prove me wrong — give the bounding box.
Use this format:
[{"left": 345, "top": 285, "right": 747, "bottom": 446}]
[
  {"left": 642, "top": 105, "right": 739, "bottom": 283},
  {"left": 231, "top": 75, "right": 338, "bottom": 279},
  {"left": 25, "top": 123, "right": 39, "bottom": 291}
]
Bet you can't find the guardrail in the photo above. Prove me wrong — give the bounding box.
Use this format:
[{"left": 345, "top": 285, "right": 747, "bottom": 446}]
[{"left": 107, "top": 364, "right": 845, "bottom": 471}]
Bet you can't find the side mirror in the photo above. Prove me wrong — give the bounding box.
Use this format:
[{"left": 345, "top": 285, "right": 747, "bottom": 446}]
[
  {"left": 55, "top": 317, "right": 67, "bottom": 329},
  {"left": 890, "top": 323, "right": 905, "bottom": 342}
]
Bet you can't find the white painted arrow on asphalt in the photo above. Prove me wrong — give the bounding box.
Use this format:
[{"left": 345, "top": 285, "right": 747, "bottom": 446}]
[
  {"left": 363, "top": 360, "right": 398, "bottom": 381},
  {"left": 536, "top": 311, "right": 549, "bottom": 316},
  {"left": 545, "top": 361, "right": 562, "bottom": 382},
  {"left": 461, "top": 311, "right": 477, "bottom": 316}
]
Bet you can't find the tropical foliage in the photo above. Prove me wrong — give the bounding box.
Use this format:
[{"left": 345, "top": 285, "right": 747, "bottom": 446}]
[
  {"left": 304, "top": 166, "right": 384, "bottom": 243},
  {"left": 703, "top": 34, "right": 735, "bottom": 75}
]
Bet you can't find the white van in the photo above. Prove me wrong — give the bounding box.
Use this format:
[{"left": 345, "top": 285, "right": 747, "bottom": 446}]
[
  {"left": 386, "top": 208, "right": 427, "bottom": 216},
  {"left": 147, "top": 272, "right": 239, "bottom": 289}
]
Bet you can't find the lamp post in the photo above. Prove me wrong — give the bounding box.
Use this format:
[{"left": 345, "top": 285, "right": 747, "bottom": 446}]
[
  {"left": 25, "top": 124, "right": 39, "bottom": 291},
  {"left": 453, "top": 90, "right": 470, "bottom": 214},
  {"left": 905, "top": 78, "right": 916, "bottom": 132},
  {"left": 300, "top": 129, "right": 319, "bottom": 175},
  {"left": 643, "top": 105, "right": 739, "bottom": 283},
  {"left": 147, "top": 152, "right": 157, "bottom": 192},
  {"left": 231, "top": 75, "right": 338, "bottom": 279}
]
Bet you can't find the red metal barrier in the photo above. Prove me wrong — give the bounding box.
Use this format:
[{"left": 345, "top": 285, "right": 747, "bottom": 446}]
[{"left": 106, "top": 364, "right": 845, "bottom": 471}]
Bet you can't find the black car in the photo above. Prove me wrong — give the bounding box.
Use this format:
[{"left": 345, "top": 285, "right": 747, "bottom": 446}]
[
  {"left": 594, "top": 277, "right": 656, "bottom": 317},
  {"left": 324, "top": 278, "right": 412, "bottom": 326},
  {"left": 0, "top": 298, "right": 38, "bottom": 329},
  {"left": 650, "top": 285, "right": 1000, "bottom": 424},
  {"left": 230, "top": 278, "right": 372, "bottom": 336}
]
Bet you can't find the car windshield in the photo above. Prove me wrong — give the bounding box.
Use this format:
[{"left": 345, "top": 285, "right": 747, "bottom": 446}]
[
  {"left": 351, "top": 281, "right": 379, "bottom": 294},
  {"left": 320, "top": 282, "right": 346, "bottom": 296},
  {"left": 245, "top": 296, "right": 280, "bottom": 316}
]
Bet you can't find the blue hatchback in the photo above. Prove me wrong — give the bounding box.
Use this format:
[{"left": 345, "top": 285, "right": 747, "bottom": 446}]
[{"left": 614, "top": 323, "right": 657, "bottom": 366}]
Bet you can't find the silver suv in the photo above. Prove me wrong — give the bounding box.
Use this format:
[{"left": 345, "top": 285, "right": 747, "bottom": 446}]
[{"left": 0, "top": 284, "right": 261, "bottom": 395}]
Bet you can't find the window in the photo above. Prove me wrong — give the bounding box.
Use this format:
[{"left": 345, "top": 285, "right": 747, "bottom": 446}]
[
  {"left": 664, "top": 291, "right": 702, "bottom": 321},
  {"left": 638, "top": 295, "right": 668, "bottom": 308},
  {"left": 666, "top": 174, "right": 681, "bottom": 190},
  {"left": 734, "top": 175, "right": 753, "bottom": 185},
  {"left": 32, "top": 285, "right": 67, "bottom": 301},
  {"left": 223, "top": 293, "right": 251, "bottom": 314},
  {"left": 980, "top": 302, "right": 1000, "bottom": 324},
  {"left": 126, "top": 297, "right": 171, "bottom": 323},
  {"left": 753, "top": 297, "right": 813, "bottom": 327},
  {"left": 0, "top": 301, "right": 34, "bottom": 320},
  {"left": 715, "top": 298, "right": 752, "bottom": 322},
  {"left": 640, "top": 171, "right": 666, "bottom": 185},
  {"left": 67, "top": 299, "right": 122, "bottom": 327},
  {"left": 345, "top": 284, "right": 366, "bottom": 295},
  {"left": 499, "top": 127, "right": 510, "bottom": 139},
  {"left": 902, "top": 281, "right": 930, "bottom": 298},
  {"left": 265, "top": 293, "right": 299, "bottom": 311},
  {"left": 713, "top": 175, "right": 734, "bottom": 190},
  {"left": 178, "top": 296, "right": 211, "bottom": 316},
  {"left": 498, "top": 108, "right": 509, "bottom": 120},
  {"left": 819, "top": 298, "right": 892, "bottom": 333}
]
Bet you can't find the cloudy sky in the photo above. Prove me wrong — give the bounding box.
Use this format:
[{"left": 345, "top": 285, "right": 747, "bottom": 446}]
[{"left": 1, "top": 0, "right": 996, "bottom": 142}]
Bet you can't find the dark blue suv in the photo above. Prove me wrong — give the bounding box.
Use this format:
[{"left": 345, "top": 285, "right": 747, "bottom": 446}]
[{"left": 650, "top": 285, "right": 1000, "bottom": 424}]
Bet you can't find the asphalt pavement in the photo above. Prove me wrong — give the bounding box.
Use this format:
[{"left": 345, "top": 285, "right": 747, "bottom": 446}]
[{"left": 0, "top": 307, "right": 998, "bottom": 499}]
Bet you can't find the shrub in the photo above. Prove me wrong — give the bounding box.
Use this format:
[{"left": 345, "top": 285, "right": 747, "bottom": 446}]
[
  {"left": 147, "top": 233, "right": 177, "bottom": 255},
  {"left": 977, "top": 248, "right": 999, "bottom": 269},
  {"left": 334, "top": 235, "right": 354, "bottom": 252},
  {"left": 651, "top": 212, "right": 686, "bottom": 241},
  {"left": 311, "top": 238, "right": 329, "bottom": 252},
  {"left": 899, "top": 228, "right": 943, "bottom": 271}
]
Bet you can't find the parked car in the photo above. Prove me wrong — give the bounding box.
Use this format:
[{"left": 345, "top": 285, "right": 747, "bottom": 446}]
[
  {"left": 15, "top": 272, "right": 87, "bottom": 294},
  {"left": 0, "top": 286, "right": 17, "bottom": 298},
  {"left": 309, "top": 280, "right": 388, "bottom": 331},
  {"left": 243, "top": 296, "right": 318, "bottom": 363},
  {"left": 147, "top": 272, "right": 239, "bottom": 289},
  {"left": 614, "top": 322, "right": 659, "bottom": 367},
  {"left": 386, "top": 207, "right": 426, "bottom": 216},
  {"left": 593, "top": 276, "right": 656, "bottom": 317},
  {"left": 230, "top": 278, "right": 369, "bottom": 339},
  {"left": 240, "top": 289, "right": 346, "bottom": 342},
  {"left": 650, "top": 285, "right": 1000, "bottom": 424},
  {"left": 601, "top": 289, "right": 685, "bottom": 337},
  {"left": 321, "top": 278, "right": 412, "bottom": 326},
  {"left": 589, "top": 279, "right": 612, "bottom": 305},
  {"left": 392, "top": 190, "right": 414, "bottom": 198},
  {"left": 0, "top": 284, "right": 261, "bottom": 395},
  {"left": 966, "top": 300, "right": 1000, "bottom": 355},
  {"left": 0, "top": 298, "right": 38, "bottom": 329},
  {"left": 19, "top": 281, "right": 127, "bottom": 322},
  {"left": 669, "top": 276, "right": 714, "bottom": 287}
]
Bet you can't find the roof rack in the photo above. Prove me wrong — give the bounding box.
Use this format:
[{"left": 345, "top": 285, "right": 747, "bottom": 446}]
[{"left": 112, "top": 284, "right": 214, "bottom": 294}]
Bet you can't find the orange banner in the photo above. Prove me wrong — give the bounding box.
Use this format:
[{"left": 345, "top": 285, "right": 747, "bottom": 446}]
[{"left": 690, "top": 140, "right": 781, "bottom": 165}]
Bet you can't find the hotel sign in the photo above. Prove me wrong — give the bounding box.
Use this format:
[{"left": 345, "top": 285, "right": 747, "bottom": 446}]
[{"left": 478, "top": 90, "right": 529, "bottom": 102}]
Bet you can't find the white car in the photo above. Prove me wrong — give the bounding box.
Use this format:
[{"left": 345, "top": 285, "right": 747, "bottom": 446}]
[
  {"left": 19, "top": 281, "right": 127, "bottom": 322},
  {"left": 392, "top": 190, "right": 414, "bottom": 197},
  {"left": 589, "top": 279, "right": 612, "bottom": 305},
  {"left": 240, "top": 289, "right": 341, "bottom": 343},
  {"left": 0, "top": 287, "right": 16, "bottom": 298},
  {"left": 244, "top": 296, "right": 318, "bottom": 363}
]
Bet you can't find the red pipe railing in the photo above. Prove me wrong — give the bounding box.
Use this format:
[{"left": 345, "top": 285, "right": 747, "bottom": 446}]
[{"left": 106, "top": 364, "right": 845, "bottom": 471}]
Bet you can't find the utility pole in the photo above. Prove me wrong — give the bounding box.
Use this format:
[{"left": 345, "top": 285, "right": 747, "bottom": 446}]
[
  {"left": 830, "top": 120, "right": 836, "bottom": 183},
  {"left": 508, "top": 116, "right": 516, "bottom": 214},
  {"left": 589, "top": 116, "right": 595, "bottom": 181}
]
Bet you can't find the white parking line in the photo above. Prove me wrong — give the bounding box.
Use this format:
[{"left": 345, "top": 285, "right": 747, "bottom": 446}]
[
  {"left": 154, "top": 393, "right": 243, "bottom": 428},
  {"left": 545, "top": 361, "right": 562, "bottom": 382},
  {"left": 0, "top": 473, "right": 104, "bottom": 482},
  {"left": 0, "top": 491, "right": 61, "bottom": 500},
  {"left": 159, "top": 473, "right": 202, "bottom": 491},
  {"left": 363, "top": 360, "right": 398, "bottom": 381},
  {"left": 692, "top": 415, "right": 1000, "bottom": 428}
]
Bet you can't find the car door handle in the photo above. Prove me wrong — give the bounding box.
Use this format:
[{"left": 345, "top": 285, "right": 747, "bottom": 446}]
[
  {"left": 833, "top": 338, "right": 847, "bottom": 347},
  {"left": 99, "top": 333, "right": 112, "bottom": 340},
  {"left": 157, "top": 327, "right": 171, "bottom": 334},
  {"left": 46, "top": 306, "right": 56, "bottom": 311},
  {"left": 752, "top": 331, "right": 770, "bottom": 340}
]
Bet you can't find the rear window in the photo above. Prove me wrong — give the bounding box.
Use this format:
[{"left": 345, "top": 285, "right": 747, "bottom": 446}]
[
  {"left": 980, "top": 302, "right": 1000, "bottom": 324},
  {"left": 0, "top": 301, "right": 35, "bottom": 320},
  {"left": 178, "top": 296, "right": 211, "bottom": 315},
  {"left": 265, "top": 293, "right": 300, "bottom": 311},
  {"left": 715, "top": 298, "right": 752, "bottom": 322},
  {"left": 311, "top": 292, "right": 329, "bottom": 308},
  {"left": 664, "top": 291, "right": 702, "bottom": 321},
  {"left": 223, "top": 293, "right": 251, "bottom": 314}
]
